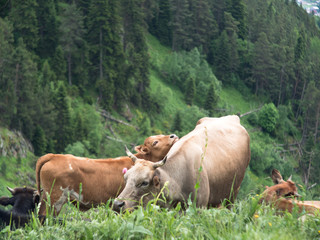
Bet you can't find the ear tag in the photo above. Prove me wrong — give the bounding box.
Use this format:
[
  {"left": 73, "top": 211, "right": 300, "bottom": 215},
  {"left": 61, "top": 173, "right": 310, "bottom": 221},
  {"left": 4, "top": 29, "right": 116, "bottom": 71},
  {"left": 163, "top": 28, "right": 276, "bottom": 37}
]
[{"left": 122, "top": 168, "right": 128, "bottom": 174}]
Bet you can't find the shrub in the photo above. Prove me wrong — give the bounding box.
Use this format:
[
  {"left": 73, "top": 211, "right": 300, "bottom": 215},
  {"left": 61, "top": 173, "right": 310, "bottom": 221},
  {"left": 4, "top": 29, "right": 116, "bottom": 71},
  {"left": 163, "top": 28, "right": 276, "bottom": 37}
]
[{"left": 258, "top": 103, "right": 279, "bottom": 133}]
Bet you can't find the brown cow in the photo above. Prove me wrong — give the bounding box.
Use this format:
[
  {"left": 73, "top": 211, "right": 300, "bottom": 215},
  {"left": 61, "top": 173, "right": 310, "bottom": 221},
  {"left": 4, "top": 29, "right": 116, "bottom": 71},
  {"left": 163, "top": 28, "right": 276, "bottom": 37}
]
[
  {"left": 260, "top": 169, "right": 320, "bottom": 215},
  {"left": 113, "top": 115, "right": 250, "bottom": 212},
  {"left": 36, "top": 134, "right": 178, "bottom": 215}
]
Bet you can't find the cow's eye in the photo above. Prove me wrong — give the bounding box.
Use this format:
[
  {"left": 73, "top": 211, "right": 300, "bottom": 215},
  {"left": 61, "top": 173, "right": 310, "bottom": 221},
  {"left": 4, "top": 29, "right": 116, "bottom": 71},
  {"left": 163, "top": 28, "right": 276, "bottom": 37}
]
[
  {"left": 140, "top": 181, "right": 149, "bottom": 187},
  {"left": 152, "top": 141, "right": 158, "bottom": 146}
]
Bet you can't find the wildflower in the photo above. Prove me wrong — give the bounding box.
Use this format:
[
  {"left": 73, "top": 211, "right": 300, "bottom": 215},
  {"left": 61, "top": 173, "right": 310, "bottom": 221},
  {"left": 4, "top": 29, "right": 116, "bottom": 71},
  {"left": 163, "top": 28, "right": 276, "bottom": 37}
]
[
  {"left": 318, "top": 230, "right": 320, "bottom": 234},
  {"left": 254, "top": 214, "right": 259, "bottom": 219},
  {"left": 268, "top": 222, "right": 272, "bottom": 227}
]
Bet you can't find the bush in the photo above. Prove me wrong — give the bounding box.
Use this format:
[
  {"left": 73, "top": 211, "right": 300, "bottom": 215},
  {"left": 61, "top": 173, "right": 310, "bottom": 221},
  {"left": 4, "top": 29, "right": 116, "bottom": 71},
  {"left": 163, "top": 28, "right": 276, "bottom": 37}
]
[{"left": 258, "top": 103, "right": 279, "bottom": 133}]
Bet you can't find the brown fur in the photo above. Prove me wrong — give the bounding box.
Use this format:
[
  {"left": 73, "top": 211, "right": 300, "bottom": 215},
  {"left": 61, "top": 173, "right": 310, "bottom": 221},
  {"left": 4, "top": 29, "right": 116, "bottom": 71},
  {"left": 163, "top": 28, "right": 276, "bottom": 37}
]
[
  {"left": 36, "top": 134, "right": 178, "bottom": 215},
  {"left": 261, "top": 169, "right": 320, "bottom": 215},
  {"left": 114, "top": 115, "right": 251, "bottom": 211}
]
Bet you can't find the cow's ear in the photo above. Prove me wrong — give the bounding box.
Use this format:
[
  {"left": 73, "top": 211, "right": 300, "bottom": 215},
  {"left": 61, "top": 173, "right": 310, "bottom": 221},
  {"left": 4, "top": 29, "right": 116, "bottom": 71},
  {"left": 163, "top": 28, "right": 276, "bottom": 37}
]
[
  {"left": 0, "top": 196, "right": 14, "bottom": 206},
  {"left": 153, "top": 175, "right": 160, "bottom": 188},
  {"left": 271, "top": 169, "right": 284, "bottom": 184},
  {"left": 135, "top": 145, "right": 149, "bottom": 155}
]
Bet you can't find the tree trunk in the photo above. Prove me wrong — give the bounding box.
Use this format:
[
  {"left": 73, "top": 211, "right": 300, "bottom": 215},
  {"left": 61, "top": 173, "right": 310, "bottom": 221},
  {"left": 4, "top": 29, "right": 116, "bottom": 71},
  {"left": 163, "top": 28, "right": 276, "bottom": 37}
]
[{"left": 99, "top": 27, "right": 103, "bottom": 80}]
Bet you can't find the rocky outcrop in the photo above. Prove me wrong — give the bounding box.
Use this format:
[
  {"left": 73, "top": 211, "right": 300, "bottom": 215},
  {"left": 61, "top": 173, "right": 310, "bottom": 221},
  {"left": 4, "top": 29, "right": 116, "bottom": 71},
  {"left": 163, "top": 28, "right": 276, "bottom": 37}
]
[{"left": 0, "top": 128, "right": 33, "bottom": 158}]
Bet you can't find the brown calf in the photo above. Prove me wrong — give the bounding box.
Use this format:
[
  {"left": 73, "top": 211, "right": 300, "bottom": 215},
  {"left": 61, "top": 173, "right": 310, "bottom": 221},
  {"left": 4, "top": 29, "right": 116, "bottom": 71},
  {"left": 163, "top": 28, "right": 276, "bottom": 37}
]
[
  {"left": 260, "top": 169, "right": 320, "bottom": 215},
  {"left": 36, "top": 134, "right": 178, "bottom": 215}
]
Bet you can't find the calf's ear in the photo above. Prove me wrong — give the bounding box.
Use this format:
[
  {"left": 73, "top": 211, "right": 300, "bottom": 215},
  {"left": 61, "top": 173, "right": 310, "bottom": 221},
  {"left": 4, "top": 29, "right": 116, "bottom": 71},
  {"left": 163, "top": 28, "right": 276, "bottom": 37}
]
[
  {"left": 271, "top": 169, "right": 284, "bottom": 184},
  {"left": 135, "top": 145, "right": 149, "bottom": 155}
]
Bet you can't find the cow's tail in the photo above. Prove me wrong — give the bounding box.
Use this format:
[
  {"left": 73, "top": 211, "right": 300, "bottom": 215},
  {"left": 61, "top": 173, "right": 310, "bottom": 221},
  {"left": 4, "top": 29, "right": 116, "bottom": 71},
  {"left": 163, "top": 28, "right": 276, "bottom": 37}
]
[{"left": 36, "top": 153, "right": 55, "bottom": 195}]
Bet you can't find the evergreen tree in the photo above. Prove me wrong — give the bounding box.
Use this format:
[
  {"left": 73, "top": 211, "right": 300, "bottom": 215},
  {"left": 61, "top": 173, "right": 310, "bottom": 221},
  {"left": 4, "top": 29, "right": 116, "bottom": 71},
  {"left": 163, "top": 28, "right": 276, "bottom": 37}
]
[
  {"left": 50, "top": 45, "right": 67, "bottom": 82},
  {"left": 230, "top": 0, "right": 247, "bottom": 39},
  {"left": 87, "top": 0, "right": 125, "bottom": 110},
  {"left": 156, "top": 0, "right": 172, "bottom": 46},
  {"left": 214, "top": 31, "right": 232, "bottom": 84},
  {"left": 54, "top": 81, "right": 73, "bottom": 152},
  {"left": 10, "top": 38, "right": 38, "bottom": 140},
  {"left": 0, "top": 18, "right": 15, "bottom": 127},
  {"left": 172, "top": 111, "right": 182, "bottom": 132},
  {"left": 252, "top": 32, "right": 275, "bottom": 95},
  {"left": 9, "top": 0, "right": 39, "bottom": 51},
  {"left": 185, "top": 77, "right": 196, "bottom": 105},
  {"left": 59, "top": 3, "right": 85, "bottom": 86},
  {"left": 32, "top": 125, "right": 47, "bottom": 156},
  {"left": 204, "top": 83, "right": 218, "bottom": 117},
  {"left": 122, "top": 0, "right": 150, "bottom": 108},
  {"left": 36, "top": 0, "right": 58, "bottom": 58}
]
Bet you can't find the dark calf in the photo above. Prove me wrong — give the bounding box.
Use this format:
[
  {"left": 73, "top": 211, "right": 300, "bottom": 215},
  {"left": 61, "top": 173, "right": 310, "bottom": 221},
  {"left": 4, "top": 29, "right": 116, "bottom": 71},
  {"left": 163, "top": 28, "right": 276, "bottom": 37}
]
[{"left": 0, "top": 186, "right": 43, "bottom": 228}]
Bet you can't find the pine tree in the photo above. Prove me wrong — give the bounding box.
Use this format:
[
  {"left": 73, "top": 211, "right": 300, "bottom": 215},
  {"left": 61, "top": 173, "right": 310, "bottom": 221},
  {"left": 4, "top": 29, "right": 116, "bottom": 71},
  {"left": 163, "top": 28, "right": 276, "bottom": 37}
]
[
  {"left": 59, "top": 3, "right": 85, "bottom": 86},
  {"left": 172, "top": 111, "right": 182, "bottom": 132},
  {"left": 230, "top": 0, "right": 247, "bottom": 39},
  {"left": 50, "top": 45, "right": 67, "bottom": 82},
  {"left": 87, "top": 0, "right": 125, "bottom": 110},
  {"left": 9, "top": 0, "right": 39, "bottom": 51},
  {"left": 32, "top": 125, "right": 47, "bottom": 156},
  {"left": 54, "top": 81, "right": 73, "bottom": 152},
  {"left": 122, "top": 0, "right": 150, "bottom": 108},
  {"left": 185, "top": 77, "right": 196, "bottom": 105},
  {"left": 0, "top": 18, "right": 16, "bottom": 127},
  {"left": 156, "top": 0, "right": 172, "bottom": 46},
  {"left": 10, "top": 38, "right": 38, "bottom": 140},
  {"left": 204, "top": 83, "right": 218, "bottom": 117},
  {"left": 36, "top": 0, "right": 58, "bottom": 58}
]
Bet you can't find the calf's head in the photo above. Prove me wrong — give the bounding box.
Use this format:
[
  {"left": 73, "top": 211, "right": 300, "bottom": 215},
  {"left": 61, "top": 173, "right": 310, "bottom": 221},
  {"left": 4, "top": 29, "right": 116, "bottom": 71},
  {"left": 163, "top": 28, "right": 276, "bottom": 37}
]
[
  {"left": 135, "top": 134, "right": 178, "bottom": 162},
  {"left": 0, "top": 186, "right": 40, "bottom": 214},
  {"left": 113, "top": 148, "right": 167, "bottom": 212},
  {"left": 261, "top": 169, "right": 300, "bottom": 203}
]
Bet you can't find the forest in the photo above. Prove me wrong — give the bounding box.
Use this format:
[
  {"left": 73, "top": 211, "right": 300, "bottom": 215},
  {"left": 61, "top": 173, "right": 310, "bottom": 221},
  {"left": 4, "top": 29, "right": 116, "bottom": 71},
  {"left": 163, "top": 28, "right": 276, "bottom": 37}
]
[{"left": 0, "top": 0, "right": 319, "bottom": 237}]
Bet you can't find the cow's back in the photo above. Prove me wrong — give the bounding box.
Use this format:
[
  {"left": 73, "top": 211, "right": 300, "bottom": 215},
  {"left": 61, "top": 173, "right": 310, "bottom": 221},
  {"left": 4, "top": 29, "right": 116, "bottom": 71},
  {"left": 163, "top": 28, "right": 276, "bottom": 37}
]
[{"left": 165, "top": 115, "right": 250, "bottom": 207}]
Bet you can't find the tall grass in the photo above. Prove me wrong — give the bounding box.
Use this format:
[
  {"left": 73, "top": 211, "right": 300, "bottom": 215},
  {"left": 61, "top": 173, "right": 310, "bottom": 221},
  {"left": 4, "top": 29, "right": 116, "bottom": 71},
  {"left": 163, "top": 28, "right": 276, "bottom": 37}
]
[{"left": 1, "top": 195, "right": 319, "bottom": 239}]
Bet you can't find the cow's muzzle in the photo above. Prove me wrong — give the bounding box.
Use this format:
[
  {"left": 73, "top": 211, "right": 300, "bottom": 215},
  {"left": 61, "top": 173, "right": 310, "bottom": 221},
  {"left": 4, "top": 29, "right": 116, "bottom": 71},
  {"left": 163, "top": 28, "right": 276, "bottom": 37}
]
[{"left": 113, "top": 200, "right": 125, "bottom": 212}]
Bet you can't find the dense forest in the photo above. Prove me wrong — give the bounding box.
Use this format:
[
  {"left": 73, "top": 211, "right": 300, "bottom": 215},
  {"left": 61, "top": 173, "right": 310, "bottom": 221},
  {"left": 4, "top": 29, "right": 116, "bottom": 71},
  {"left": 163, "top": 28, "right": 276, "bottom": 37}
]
[{"left": 0, "top": 0, "right": 319, "bottom": 197}]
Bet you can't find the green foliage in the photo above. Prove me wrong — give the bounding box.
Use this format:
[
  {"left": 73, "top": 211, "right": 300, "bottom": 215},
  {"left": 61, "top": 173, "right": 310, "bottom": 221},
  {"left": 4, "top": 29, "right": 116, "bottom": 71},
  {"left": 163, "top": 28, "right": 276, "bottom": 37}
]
[
  {"left": 32, "top": 125, "right": 47, "bottom": 156},
  {"left": 258, "top": 103, "right": 279, "bottom": 133}
]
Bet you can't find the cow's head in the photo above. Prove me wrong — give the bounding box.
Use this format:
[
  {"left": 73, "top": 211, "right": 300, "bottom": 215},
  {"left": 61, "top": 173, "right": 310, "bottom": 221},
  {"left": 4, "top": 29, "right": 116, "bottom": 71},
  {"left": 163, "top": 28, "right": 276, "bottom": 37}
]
[
  {"left": 113, "top": 148, "right": 167, "bottom": 212},
  {"left": 261, "top": 169, "right": 300, "bottom": 203},
  {"left": 135, "top": 134, "right": 178, "bottom": 162},
  {"left": 0, "top": 186, "right": 40, "bottom": 214}
]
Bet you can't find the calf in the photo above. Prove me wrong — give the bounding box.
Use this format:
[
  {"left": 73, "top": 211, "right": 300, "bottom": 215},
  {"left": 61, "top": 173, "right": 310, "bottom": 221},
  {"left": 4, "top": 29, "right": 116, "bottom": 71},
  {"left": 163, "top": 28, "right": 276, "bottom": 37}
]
[
  {"left": 260, "top": 169, "right": 320, "bottom": 214},
  {"left": 36, "top": 134, "right": 179, "bottom": 215},
  {"left": 0, "top": 186, "right": 42, "bottom": 228}
]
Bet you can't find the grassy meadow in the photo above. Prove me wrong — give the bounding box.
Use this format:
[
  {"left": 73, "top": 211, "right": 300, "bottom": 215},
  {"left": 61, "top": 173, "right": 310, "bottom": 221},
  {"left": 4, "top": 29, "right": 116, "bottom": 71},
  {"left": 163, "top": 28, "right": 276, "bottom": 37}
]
[{"left": 1, "top": 195, "right": 319, "bottom": 240}]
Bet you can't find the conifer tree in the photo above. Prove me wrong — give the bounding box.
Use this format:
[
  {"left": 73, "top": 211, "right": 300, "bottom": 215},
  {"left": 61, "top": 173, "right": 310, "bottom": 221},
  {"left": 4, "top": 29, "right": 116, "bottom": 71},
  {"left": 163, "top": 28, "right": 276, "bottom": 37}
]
[
  {"left": 230, "top": 0, "right": 247, "bottom": 39},
  {"left": 156, "top": 0, "right": 172, "bottom": 46},
  {"left": 185, "top": 77, "right": 196, "bottom": 105},
  {"left": 0, "top": 18, "right": 15, "bottom": 127},
  {"left": 36, "top": 0, "right": 58, "bottom": 58},
  {"left": 122, "top": 0, "right": 150, "bottom": 108},
  {"left": 9, "top": 0, "right": 39, "bottom": 51},
  {"left": 54, "top": 81, "right": 73, "bottom": 152},
  {"left": 204, "top": 83, "right": 218, "bottom": 117},
  {"left": 32, "top": 125, "right": 47, "bottom": 156},
  {"left": 10, "top": 38, "right": 38, "bottom": 140},
  {"left": 50, "top": 45, "right": 67, "bottom": 82},
  {"left": 87, "top": 0, "right": 125, "bottom": 110},
  {"left": 59, "top": 3, "right": 85, "bottom": 86},
  {"left": 172, "top": 111, "right": 182, "bottom": 132}
]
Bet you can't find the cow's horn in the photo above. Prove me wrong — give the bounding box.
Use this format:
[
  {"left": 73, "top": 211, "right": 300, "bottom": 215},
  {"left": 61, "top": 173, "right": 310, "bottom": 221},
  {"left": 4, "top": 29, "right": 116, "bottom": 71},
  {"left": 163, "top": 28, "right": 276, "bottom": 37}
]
[
  {"left": 153, "top": 156, "right": 167, "bottom": 169},
  {"left": 288, "top": 175, "right": 292, "bottom": 181},
  {"left": 125, "top": 146, "right": 138, "bottom": 163},
  {"left": 7, "top": 186, "right": 15, "bottom": 194}
]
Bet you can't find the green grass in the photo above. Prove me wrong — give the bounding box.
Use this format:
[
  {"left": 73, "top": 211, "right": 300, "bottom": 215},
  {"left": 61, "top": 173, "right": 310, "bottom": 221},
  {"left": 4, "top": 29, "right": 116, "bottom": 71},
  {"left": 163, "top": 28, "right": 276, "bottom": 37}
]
[{"left": 1, "top": 196, "right": 319, "bottom": 239}]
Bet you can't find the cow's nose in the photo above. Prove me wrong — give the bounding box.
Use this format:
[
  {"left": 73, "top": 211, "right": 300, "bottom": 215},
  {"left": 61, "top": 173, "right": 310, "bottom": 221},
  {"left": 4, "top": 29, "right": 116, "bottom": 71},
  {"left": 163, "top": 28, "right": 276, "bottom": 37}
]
[
  {"left": 113, "top": 200, "right": 125, "bottom": 212},
  {"left": 170, "top": 134, "right": 177, "bottom": 138}
]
